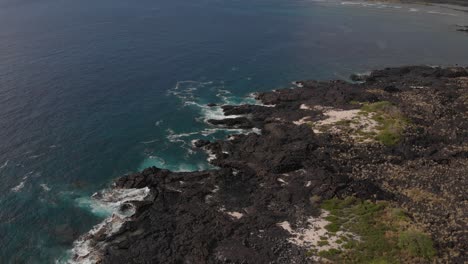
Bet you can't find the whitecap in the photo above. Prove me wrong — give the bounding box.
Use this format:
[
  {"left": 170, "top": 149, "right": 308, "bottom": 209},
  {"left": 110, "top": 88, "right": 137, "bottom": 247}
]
[
  {"left": 40, "top": 183, "right": 51, "bottom": 192},
  {"left": 427, "top": 10, "right": 457, "bottom": 16},
  {"left": 167, "top": 80, "right": 213, "bottom": 102},
  {"left": 0, "top": 160, "right": 8, "bottom": 170},
  {"left": 166, "top": 129, "right": 200, "bottom": 146},
  {"left": 11, "top": 174, "right": 30, "bottom": 192},
  {"left": 154, "top": 120, "right": 163, "bottom": 126},
  {"left": 140, "top": 139, "right": 160, "bottom": 144},
  {"left": 11, "top": 181, "right": 25, "bottom": 192},
  {"left": 29, "top": 153, "right": 45, "bottom": 159},
  {"left": 202, "top": 105, "right": 242, "bottom": 121},
  {"left": 200, "top": 128, "right": 245, "bottom": 136}
]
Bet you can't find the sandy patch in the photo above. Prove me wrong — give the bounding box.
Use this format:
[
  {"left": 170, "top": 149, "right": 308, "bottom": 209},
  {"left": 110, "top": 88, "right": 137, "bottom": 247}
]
[
  {"left": 277, "top": 178, "right": 288, "bottom": 186},
  {"left": 278, "top": 210, "right": 357, "bottom": 259},
  {"left": 293, "top": 116, "right": 312, "bottom": 126},
  {"left": 296, "top": 107, "right": 379, "bottom": 141},
  {"left": 300, "top": 104, "right": 312, "bottom": 110},
  {"left": 299, "top": 104, "right": 333, "bottom": 111},
  {"left": 226, "top": 211, "right": 244, "bottom": 219},
  {"left": 410, "top": 85, "right": 427, "bottom": 89},
  {"left": 453, "top": 77, "right": 468, "bottom": 88},
  {"left": 219, "top": 207, "right": 244, "bottom": 220},
  {"left": 316, "top": 109, "right": 361, "bottom": 126}
]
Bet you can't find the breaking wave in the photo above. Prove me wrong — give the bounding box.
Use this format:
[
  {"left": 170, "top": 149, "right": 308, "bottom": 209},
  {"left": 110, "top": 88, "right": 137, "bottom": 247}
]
[{"left": 66, "top": 187, "right": 151, "bottom": 263}]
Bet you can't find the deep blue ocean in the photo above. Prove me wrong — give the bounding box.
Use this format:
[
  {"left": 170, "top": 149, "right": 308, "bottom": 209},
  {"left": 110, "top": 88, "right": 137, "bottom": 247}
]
[{"left": 0, "top": 0, "right": 467, "bottom": 262}]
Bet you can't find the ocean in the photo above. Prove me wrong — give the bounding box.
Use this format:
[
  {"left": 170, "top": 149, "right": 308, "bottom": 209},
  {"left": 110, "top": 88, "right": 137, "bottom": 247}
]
[{"left": 0, "top": 0, "right": 467, "bottom": 262}]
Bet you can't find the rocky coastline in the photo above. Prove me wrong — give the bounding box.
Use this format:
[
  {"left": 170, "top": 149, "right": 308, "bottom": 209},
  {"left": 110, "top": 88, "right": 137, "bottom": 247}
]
[{"left": 74, "top": 66, "right": 467, "bottom": 263}]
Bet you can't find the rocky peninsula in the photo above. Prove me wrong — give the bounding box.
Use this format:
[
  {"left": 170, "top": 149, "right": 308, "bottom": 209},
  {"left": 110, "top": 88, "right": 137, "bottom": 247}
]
[{"left": 73, "top": 66, "right": 467, "bottom": 263}]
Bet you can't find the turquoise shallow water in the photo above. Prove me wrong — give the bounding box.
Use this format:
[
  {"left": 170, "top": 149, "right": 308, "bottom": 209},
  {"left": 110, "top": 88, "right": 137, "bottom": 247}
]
[{"left": 0, "top": 0, "right": 468, "bottom": 262}]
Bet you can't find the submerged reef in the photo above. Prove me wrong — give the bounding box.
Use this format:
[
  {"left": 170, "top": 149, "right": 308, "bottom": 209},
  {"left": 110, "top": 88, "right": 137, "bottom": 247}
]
[{"left": 72, "top": 66, "right": 468, "bottom": 263}]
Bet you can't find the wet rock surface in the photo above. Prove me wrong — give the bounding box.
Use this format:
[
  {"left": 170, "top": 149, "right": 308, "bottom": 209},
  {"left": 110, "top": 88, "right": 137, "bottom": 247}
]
[{"left": 100, "top": 66, "right": 467, "bottom": 263}]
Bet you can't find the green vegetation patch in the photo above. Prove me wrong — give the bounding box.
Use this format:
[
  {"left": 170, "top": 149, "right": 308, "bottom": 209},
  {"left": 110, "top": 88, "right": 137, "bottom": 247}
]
[
  {"left": 357, "top": 101, "right": 409, "bottom": 146},
  {"left": 398, "top": 231, "right": 436, "bottom": 259},
  {"left": 310, "top": 101, "right": 409, "bottom": 145},
  {"left": 317, "top": 197, "right": 436, "bottom": 263}
]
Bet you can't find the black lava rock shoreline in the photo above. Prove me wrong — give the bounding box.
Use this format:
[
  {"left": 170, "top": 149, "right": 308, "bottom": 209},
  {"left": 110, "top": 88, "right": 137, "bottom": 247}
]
[{"left": 77, "top": 66, "right": 468, "bottom": 263}]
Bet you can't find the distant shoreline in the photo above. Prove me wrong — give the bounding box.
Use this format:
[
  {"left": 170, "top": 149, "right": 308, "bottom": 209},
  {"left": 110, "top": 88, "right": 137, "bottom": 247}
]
[{"left": 364, "top": 0, "right": 468, "bottom": 8}]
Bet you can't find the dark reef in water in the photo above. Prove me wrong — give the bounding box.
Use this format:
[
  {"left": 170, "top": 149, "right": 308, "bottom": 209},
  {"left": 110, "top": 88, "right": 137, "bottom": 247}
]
[
  {"left": 81, "top": 66, "right": 467, "bottom": 263},
  {"left": 457, "top": 25, "right": 468, "bottom": 32}
]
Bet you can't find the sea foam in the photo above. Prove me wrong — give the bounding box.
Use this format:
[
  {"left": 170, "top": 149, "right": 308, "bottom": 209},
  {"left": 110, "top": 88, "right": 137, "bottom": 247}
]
[{"left": 68, "top": 187, "right": 151, "bottom": 264}]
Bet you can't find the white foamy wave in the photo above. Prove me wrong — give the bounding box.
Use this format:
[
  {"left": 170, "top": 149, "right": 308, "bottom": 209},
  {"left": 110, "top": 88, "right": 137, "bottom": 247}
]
[
  {"left": 182, "top": 100, "right": 242, "bottom": 123},
  {"left": 155, "top": 120, "right": 163, "bottom": 126},
  {"left": 29, "top": 153, "right": 45, "bottom": 159},
  {"left": 168, "top": 86, "right": 263, "bottom": 140},
  {"left": 167, "top": 80, "right": 213, "bottom": 102},
  {"left": 11, "top": 174, "right": 29, "bottom": 192},
  {"left": 40, "top": 183, "right": 51, "bottom": 192},
  {"left": 165, "top": 129, "right": 199, "bottom": 155},
  {"left": 138, "top": 154, "right": 211, "bottom": 172},
  {"left": 340, "top": 1, "right": 411, "bottom": 10},
  {"left": 245, "top": 93, "right": 275, "bottom": 108},
  {"left": 68, "top": 187, "right": 151, "bottom": 264},
  {"left": 201, "top": 105, "right": 241, "bottom": 121},
  {"left": 169, "top": 80, "right": 259, "bottom": 121},
  {"left": 409, "top": 8, "right": 419, "bottom": 12},
  {"left": 215, "top": 89, "right": 232, "bottom": 104},
  {"left": 166, "top": 129, "right": 199, "bottom": 142},
  {"left": 215, "top": 89, "right": 260, "bottom": 106},
  {"left": 76, "top": 187, "right": 150, "bottom": 218},
  {"left": 200, "top": 127, "right": 245, "bottom": 136},
  {"left": 140, "top": 139, "right": 160, "bottom": 144},
  {"left": 427, "top": 10, "right": 457, "bottom": 16},
  {"left": 206, "top": 149, "right": 217, "bottom": 162},
  {"left": 0, "top": 160, "right": 9, "bottom": 169},
  {"left": 11, "top": 181, "right": 25, "bottom": 192},
  {"left": 162, "top": 80, "right": 264, "bottom": 165}
]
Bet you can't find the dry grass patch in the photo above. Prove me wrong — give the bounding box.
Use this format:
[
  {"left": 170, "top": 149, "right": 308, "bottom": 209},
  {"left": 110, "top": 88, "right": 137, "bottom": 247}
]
[
  {"left": 315, "top": 197, "right": 436, "bottom": 263},
  {"left": 304, "top": 101, "right": 409, "bottom": 146}
]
